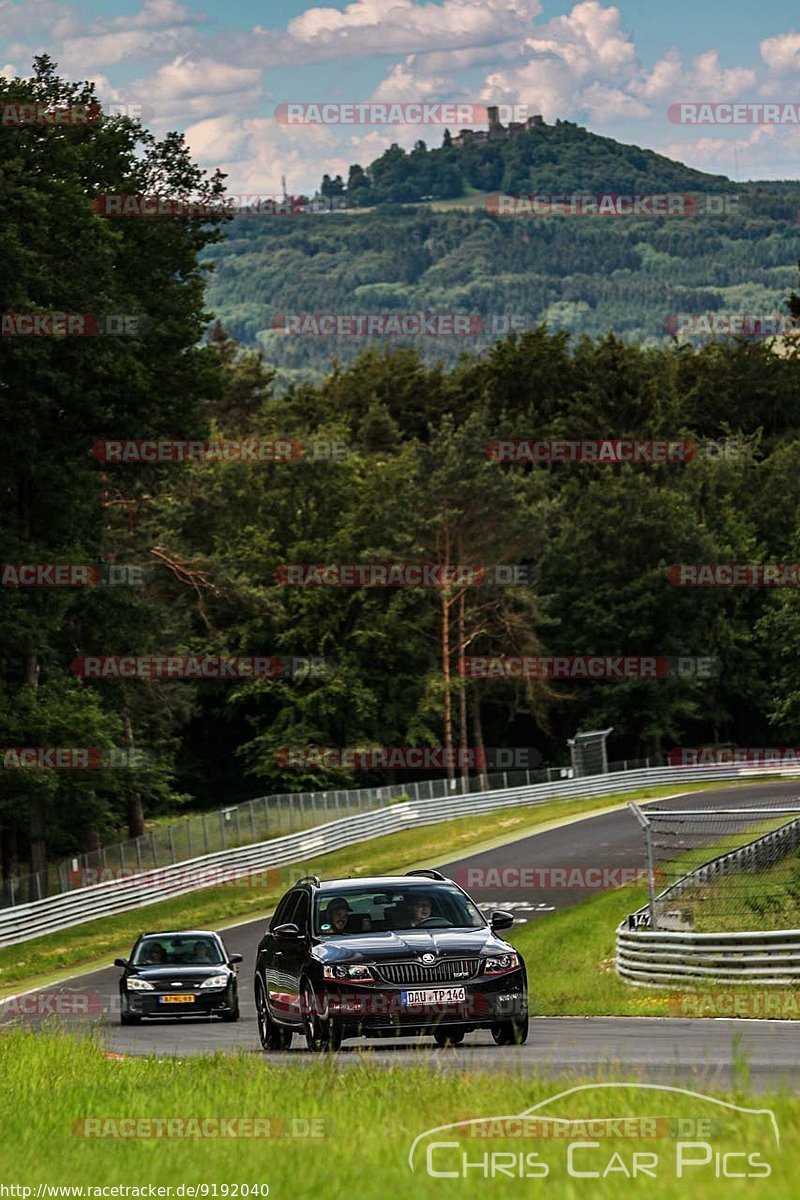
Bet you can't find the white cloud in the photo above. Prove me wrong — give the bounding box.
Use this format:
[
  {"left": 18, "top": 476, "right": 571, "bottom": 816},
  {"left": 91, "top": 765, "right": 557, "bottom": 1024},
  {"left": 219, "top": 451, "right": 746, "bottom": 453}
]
[{"left": 760, "top": 31, "right": 800, "bottom": 74}]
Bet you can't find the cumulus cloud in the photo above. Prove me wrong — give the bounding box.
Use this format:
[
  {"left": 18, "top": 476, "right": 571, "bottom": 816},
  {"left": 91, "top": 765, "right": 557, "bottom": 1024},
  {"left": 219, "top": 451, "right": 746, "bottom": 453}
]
[{"left": 760, "top": 31, "right": 800, "bottom": 74}]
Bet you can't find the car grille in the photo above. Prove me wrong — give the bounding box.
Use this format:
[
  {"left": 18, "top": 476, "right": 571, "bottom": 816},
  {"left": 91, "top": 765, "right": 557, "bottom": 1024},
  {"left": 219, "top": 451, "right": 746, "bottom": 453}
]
[
  {"left": 149, "top": 978, "right": 210, "bottom": 992},
  {"left": 374, "top": 958, "right": 480, "bottom": 985}
]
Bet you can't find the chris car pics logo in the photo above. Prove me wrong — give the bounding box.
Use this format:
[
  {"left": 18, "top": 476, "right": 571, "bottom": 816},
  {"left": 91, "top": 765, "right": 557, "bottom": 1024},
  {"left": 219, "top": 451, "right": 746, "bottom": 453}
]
[{"left": 408, "top": 1084, "right": 778, "bottom": 1180}]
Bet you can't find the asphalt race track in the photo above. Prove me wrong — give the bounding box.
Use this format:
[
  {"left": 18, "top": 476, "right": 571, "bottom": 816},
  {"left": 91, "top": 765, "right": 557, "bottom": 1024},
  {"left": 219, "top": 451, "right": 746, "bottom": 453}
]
[{"left": 4, "top": 779, "right": 800, "bottom": 1089}]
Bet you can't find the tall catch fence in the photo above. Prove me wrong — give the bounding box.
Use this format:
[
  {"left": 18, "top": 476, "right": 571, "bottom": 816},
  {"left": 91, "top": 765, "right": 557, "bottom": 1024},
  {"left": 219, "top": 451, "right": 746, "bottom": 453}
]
[{"left": 630, "top": 798, "right": 800, "bottom": 932}]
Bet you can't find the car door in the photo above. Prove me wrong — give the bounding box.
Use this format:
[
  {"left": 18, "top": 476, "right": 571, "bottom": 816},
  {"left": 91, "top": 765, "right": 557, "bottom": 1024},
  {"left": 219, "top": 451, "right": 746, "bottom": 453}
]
[
  {"left": 264, "top": 891, "right": 297, "bottom": 1020},
  {"left": 276, "top": 890, "right": 310, "bottom": 1024}
]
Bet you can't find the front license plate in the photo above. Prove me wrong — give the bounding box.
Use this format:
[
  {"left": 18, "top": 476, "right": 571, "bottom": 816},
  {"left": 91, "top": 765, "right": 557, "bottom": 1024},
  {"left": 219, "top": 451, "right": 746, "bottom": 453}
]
[
  {"left": 158, "top": 994, "right": 195, "bottom": 1004},
  {"left": 401, "top": 987, "right": 467, "bottom": 1006}
]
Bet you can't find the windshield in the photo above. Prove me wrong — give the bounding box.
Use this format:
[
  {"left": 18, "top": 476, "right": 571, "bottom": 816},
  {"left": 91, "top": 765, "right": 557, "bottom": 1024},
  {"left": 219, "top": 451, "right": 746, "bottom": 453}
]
[
  {"left": 133, "top": 936, "right": 224, "bottom": 966},
  {"left": 314, "top": 883, "right": 485, "bottom": 936}
]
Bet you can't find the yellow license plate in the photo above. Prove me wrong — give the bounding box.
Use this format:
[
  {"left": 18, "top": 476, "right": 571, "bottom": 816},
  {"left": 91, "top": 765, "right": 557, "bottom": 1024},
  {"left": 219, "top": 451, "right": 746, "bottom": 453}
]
[{"left": 159, "top": 994, "right": 195, "bottom": 1004}]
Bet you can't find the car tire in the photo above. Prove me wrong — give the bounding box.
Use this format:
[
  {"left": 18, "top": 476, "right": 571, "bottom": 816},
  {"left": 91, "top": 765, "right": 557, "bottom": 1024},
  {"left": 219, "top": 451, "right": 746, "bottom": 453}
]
[
  {"left": 491, "top": 1016, "right": 529, "bottom": 1046},
  {"left": 255, "top": 977, "right": 291, "bottom": 1050},
  {"left": 120, "top": 1004, "right": 141, "bottom": 1026},
  {"left": 433, "top": 1026, "right": 465, "bottom": 1047},
  {"left": 221, "top": 1001, "right": 240, "bottom": 1023},
  {"left": 301, "top": 980, "right": 342, "bottom": 1053}
]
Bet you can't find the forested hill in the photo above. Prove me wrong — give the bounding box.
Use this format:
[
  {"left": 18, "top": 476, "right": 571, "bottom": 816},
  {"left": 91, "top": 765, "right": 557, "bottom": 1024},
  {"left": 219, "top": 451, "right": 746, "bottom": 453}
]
[
  {"left": 204, "top": 179, "right": 800, "bottom": 387},
  {"left": 321, "top": 118, "right": 738, "bottom": 206}
]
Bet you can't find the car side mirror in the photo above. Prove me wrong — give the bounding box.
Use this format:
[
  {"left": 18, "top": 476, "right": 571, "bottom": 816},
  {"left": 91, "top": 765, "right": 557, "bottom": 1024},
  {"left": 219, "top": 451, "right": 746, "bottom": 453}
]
[
  {"left": 490, "top": 911, "right": 514, "bottom": 932},
  {"left": 229, "top": 953, "right": 244, "bottom": 964},
  {"left": 114, "top": 958, "right": 130, "bottom": 969},
  {"left": 274, "top": 922, "right": 302, "bottom": 940}
]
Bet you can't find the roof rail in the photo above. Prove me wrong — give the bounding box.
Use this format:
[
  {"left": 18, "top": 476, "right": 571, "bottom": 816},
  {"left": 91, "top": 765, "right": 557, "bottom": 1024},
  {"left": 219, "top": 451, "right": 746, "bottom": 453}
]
[
  {"left": 405, "top": 869, "right": 446, "bottom": 881},
  {"left": 296, "top": 875, "right": 322, "bottom": 887}
]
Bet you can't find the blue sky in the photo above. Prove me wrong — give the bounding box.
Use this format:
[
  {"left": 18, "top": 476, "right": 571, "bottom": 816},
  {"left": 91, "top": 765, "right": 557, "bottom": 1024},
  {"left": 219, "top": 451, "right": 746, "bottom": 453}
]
[{"left": 2, "top": 0, "right": 799, "bottom": 192}]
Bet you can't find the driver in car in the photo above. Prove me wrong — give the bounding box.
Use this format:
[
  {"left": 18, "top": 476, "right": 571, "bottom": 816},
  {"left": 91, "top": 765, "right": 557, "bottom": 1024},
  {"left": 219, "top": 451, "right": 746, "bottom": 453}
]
[
  {"left": 409, "top": 894, "right": 433, "bottom": 926},
  {"left": 324, "top": 897, "right": 351, "bottom": 932}
]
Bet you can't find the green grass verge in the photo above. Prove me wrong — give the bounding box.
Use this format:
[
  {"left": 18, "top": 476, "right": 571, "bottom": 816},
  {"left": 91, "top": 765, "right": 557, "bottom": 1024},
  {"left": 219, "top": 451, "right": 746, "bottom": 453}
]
[
  {"left": 0, "top": 1027, "right": 795, "bottom": 1196},
  {"left": 508, "top": 880, "right": 800, "bottom": 1018},
  {"left": 690, "top": 841, "right": 800, "bottom": 933}
]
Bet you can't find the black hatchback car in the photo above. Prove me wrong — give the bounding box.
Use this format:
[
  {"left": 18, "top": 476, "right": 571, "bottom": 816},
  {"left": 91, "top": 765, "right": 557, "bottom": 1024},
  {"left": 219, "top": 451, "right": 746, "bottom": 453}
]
[
  {"left": 115, "top": 930, "right": 242, "bottom": 1024},
  {"left": 253, "top": 871, "right": 528, "bottom": 1051}
]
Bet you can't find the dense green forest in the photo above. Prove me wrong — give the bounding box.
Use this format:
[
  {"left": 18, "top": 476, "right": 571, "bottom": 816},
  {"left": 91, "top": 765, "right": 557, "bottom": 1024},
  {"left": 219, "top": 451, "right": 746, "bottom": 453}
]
[
  {"left": 4, "top": 62, "right": 800, "bottom": 888},
  {"left": 206, "top": 125, "right": 799, "bottom": 383}
]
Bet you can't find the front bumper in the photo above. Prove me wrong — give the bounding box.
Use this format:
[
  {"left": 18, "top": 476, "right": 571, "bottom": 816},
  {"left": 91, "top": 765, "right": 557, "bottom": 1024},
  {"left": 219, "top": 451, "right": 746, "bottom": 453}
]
[
  {"left": 317, "top": 971, "right": 527, "bottom": 1034},
  {"left": 124, "top": 989, "right": 233, "bottom": 1017}
]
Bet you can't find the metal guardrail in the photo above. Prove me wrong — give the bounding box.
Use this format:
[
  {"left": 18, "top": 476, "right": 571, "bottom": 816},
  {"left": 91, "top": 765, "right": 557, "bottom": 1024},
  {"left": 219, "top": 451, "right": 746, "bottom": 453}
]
[
  {"left": 617, "top": 814, "right": 800, "bottom": 986},
  {"left": 3, "top": 760, "right": 604, "bottom": 908},
  {"left": 2, "top": 760, "right": 797, "bottom": 949}
]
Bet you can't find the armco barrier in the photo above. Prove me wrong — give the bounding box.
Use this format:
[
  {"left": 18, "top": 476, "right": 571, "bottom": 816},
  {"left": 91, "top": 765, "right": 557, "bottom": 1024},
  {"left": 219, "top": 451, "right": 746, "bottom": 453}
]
[
  {"left": 1, "top": 762, "right": 797, "bottom": 948},
  {"left": 617, "top": 815, "right": 800, "bottom": 986}
]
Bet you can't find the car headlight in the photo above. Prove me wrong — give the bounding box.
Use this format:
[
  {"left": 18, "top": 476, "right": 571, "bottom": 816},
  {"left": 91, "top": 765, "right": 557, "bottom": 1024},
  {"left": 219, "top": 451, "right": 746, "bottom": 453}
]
[
  {"left": 126, "top": 977, "right": 155, "bottom": 991},
  {"left": 199, "top": 975, "right": 229, "bottom": 989},
  {"left": 483, "top": 952, "right": 520, "bottom": 974},
  {"left": 322, "top": 964, "right": 375, "bottom": 982}
]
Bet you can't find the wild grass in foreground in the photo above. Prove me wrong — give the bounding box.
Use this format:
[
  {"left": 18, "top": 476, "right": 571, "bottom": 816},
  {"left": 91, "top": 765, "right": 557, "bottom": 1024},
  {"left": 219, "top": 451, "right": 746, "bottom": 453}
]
[{"left": 0, "top": 1027, "right": 796, "bottom": 1197}]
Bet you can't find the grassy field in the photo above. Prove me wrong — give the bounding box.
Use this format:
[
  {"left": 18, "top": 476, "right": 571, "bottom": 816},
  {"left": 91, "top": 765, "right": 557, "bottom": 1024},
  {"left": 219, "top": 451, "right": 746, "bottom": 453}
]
[
  {"left": 689, "top": 842, "right": 800, "bottom": 933},
  {"left": 0, "top": 1027, "right": 794, "bottom": 1196}
]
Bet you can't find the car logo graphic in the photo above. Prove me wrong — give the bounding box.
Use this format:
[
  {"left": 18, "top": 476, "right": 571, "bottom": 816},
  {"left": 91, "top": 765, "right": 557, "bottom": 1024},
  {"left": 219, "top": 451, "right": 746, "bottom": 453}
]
[
  {"left": 421, "top": 953, "right": 436, "bottom": 964},
  {"left": 171, "top": 982, "right": 182, "bottom": 987}
]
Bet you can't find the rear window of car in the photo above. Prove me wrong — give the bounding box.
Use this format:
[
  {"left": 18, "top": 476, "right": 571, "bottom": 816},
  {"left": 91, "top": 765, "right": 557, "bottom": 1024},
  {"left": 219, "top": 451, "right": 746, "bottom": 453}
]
[
  {"left": 132, "top": 936, "right": 224, "bottom": 965},
  {"left": 314, "top": 883, "right": 484, "bottom": 935}
]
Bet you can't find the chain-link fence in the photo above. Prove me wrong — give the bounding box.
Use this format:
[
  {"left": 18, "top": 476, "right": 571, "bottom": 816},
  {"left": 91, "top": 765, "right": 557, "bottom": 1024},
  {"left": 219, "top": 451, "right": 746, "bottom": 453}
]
[
  {"left": 2, "top": 757, "right": 652, "bottom": 907},
  {"left": 631, "top": 798, "right": 800, "bottom": 932}
]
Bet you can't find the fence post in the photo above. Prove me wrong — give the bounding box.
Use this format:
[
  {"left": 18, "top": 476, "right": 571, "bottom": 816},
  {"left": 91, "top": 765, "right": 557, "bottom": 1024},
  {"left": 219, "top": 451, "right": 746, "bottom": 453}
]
[
  {"left": 135, "top": 837, "right": 143, "bottom": 871},
  {"left": 150, "top": 830, "right": 158, "bottom": 868},
  {"left": 203, "top": 812, "right": 209, "bottom": 855},
  {"left": 168, "top": 825, "right": 176, "bottom": 864},
  {"left": 628, "top": 802, "right": 658, "bottom": 930},
  {"left": 249, "top": 801, "right": 256, "bottom": 841}
]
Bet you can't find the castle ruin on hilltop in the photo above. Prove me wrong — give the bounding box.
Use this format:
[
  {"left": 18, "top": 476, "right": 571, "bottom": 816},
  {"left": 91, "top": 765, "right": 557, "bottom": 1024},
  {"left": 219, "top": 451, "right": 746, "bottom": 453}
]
[{"left": 451, "top": 106, "right": 544, "bottom": 147}]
